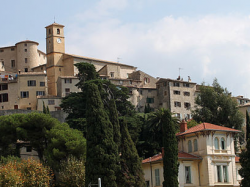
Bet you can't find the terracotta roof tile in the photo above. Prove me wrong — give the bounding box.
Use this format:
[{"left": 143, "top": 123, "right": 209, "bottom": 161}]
[
  {"left": 176, "top": 123, "right": 240, "bottom": 136},
  {"left": 142, "top": 151, "right": 201, "bottom": 164}
]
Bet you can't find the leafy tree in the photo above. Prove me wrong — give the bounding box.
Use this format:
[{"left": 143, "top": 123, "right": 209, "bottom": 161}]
[
  {"left": 58, "top": 155, "right": 85, "bottom": 187},
  {"left": 0, "top": 115, "right": 20, "bottom": 157},
  {"left": 118, "top": 118, "right": 145, "bottom": 187},
  {"left": 162, "top": 109, "right": 179, "bottom": 187},
  {"left": 187, "top": 119, "right": 199, "bottom": 129},
  {"left": 85, "top": 82, "right": 119, "bottom": 187},
  {"left": 192, "top": 78, "right": 244, "bottom": 144},
  {"left": 16, "top": 113, "right": 60, "bottom": 160},
  {"left": 45, "top": 123, "right": 86, "bottom": 171}
]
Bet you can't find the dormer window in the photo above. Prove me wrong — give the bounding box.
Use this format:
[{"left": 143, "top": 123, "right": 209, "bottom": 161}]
[
  {"left": 57, "top": 28, "right": 60, "bottom": 34},
  {"left": 188, "top": 140, "right": 192, "bottom": 153}
]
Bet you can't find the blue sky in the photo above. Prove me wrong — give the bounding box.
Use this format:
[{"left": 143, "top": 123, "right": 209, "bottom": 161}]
[{"left": 1, "top": 0, "right": 250, "bottom": 96}]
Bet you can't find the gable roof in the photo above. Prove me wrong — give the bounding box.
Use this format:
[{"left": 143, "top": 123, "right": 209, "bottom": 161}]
[
  {"left": 176, "top": 122, "right": 241, "bottom": 136},
  {"left": 142, "top": 151, "right": 202, "bottom": 164}
]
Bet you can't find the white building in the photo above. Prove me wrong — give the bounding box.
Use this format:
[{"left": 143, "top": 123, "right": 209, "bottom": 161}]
[{"left": 142, "top": 120, "right": 242, "bottom": 187}]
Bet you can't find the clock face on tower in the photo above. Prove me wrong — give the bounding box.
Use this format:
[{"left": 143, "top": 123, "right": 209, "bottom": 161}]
[{"left": 57, "top": 38, "right": 61, "bottom": 43}]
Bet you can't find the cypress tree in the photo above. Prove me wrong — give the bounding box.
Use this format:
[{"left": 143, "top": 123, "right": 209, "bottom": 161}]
[
  {"left": 109, "top": 99, "right": 121, "bottom": 148},
  {"left": 85, "top": 83, "right": 118, "bottom": 187},
  {"left": 246, "top": 110, "right": 250, "bottom": 141},
  {"left": 239, "top": 138, "right": 250, "bottom": 186},
  {"left": 162, "top": 109, "right": 179, "bottom": 187},
  {"left": 119, "top": 118, "right": 145, "bottom": 187}
]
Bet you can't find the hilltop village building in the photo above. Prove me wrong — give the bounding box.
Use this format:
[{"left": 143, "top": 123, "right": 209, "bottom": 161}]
[
  {"left": 142, "top": 120, "right": 242, "bottom": 187},
  {"left": 0, "top": 22, "right": 198, "bottom": 119}
]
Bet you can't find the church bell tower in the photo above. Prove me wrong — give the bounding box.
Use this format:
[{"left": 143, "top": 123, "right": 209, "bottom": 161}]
[{"left": 45, "top": 23, "right": 65, "bottom": 96}]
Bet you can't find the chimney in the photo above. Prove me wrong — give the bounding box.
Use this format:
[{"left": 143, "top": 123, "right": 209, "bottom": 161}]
[
  {"left": 180, "top": 119, "right": 187, "bottom": 133},
  {"left": 162, "top": 147, "right": 164, "bottom": 158}
]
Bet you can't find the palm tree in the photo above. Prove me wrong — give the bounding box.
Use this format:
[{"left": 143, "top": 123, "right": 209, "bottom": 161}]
[{"left": 146, "top": 108, "right": 179, "bottom": 151}]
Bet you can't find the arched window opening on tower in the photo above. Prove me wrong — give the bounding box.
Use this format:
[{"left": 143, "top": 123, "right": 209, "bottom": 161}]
[{"left": 57, "top": 28, "right": 60, "bottom": 34}]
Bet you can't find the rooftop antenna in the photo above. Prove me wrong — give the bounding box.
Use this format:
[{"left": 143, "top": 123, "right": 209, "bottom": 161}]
[
  {"left": 117, "top": 57, "right": 121, "bottom": 63},
  {"left": 179, "top": 68, "right": 183, "bottom": 77},
  {"left": 54, "top": 16, "right": 56, "bottom": 23}
]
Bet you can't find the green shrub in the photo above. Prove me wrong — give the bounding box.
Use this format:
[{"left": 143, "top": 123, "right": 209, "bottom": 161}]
[
  {"left": 58, "top": 156, "right": 85, "bottom": 187},
  {"left": 0, "top": 158, "right": 54, "bottom": 187}
]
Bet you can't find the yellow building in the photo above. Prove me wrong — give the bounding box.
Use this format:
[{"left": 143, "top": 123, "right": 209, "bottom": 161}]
[{"left": 142, "top": 121, "right": 242, "bottom": 187}]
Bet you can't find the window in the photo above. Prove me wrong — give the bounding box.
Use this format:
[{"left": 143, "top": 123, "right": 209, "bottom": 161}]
[
  {"left": 48, "top": 100, "right": 55, "bottom": 105},
  {"left": 24, "top": 49, "right": 27, "bottom": 52},
  {"left": 64, "top": 78, "right": 72, "bottom": 84},
  {"left": 11, "top": 48, "right": 15, "bottom": 51},
  {"left": 24, "top": 43, "right": 27, "bottom": 47},
  {"left": 65, "top": 88, "right": 70, "bottom": 96},
  {"left": 184, "top": 102, "right": 191, "bottom": 109},
  {"left": 21, "top": 91, "right": 29, "bottom": 98},
  {"left": 57, "top": 28, "right": 60, "bottom": 34},
  {"left": 163, "top": 82, "right": 167, "bottom": 86},
  {"left": 174, "top": 101, "right": 181, "bottom": 107},
  {"left": 185, "top": 166, "right": 191, "bottom": 183},
  {"left": 217, "top": 165, "right": 228, "bottom": 183},
  {"left": 194, "top": 139, "right": 198, "bottom": 152},
  {"left": 184, "top": 92, "right": 190, "bottom": 96},
  {"left": 110, "top": 72, "right": 114, "bottom": 77},
  {"left": 145, "top": 181, "right": 150, "bottom": 187},
  {"left": 0, "top": 84, "right": 8, "bottom": 91},
  {"left": 25, "top": 58, "right": 28, "bottom": 63},
  {"left": 155, "top": 169, "right": 160, "bottom": 186},
  {"left": 11, "top": 60, "right": 15, "bottom": 68},
  {"left": 26, "top": 146, "right": 32, "bottom": 152},
  {"left": 36, "top": 91, "right": 45, "bottom": 96},
  {"left": 27, "top": 80, "right": 36, "bottom": 86},
  {"left": 221, "top": 138, "right": 225, "bottom": 150},
  {"left": 25, "top": 68, "right": 28, "bottom": 72},
  {"left": 214, "top": 138, "right": 219, "bottom": 150},
  {"left": 217, "top": 165, "right": 222, "bottom": 182},
  {"left": 0, "top": 93, "right": 8, "bottom": 102},
  {"left": 129, "top": 80, "right": 132, "bottom": 85},
  {"left": 40, "top": 82, "right": 45, "bottom": 87},
  {"left": 164, "top": 91, "right": 167, "bottom": 96},
  {"left": 49, "top": 29, "right": 51, "bottom": 34},
  {"left": 183, "top": 83, "right": 190, "bottom": 87},
  {"left": 176, "top": 113, "right": 181, "bottom": 119},
  {"left": 1, "top": 61, "right": 4, "bottom": 66},
  {"left": 146, "top": 98, "right": 154, "bottom": 103},
  {"left": 173, "top": 90, "right": 180, "bottom": 95},
  {"left": 173, "top": 82, "right": 180, "bottom": 87},
  {"left": 0, "top": 49, "right": 4, "bottom": 52},
  {"left": 144, "top": 77, "right": 150, "bottom": 84},
  {"left": 188, "top": 140, "right": 192, "bottom": 153}
]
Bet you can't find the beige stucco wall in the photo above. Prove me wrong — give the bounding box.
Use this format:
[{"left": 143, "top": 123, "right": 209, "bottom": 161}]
[
  {"left": 37, "top": 97, "right": 62, "bottom": 111},
  {"left": 57, "top": 76, "right": 81, "bottom": 97}
]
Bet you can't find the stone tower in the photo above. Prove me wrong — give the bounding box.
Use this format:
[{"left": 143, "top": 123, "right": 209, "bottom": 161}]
[{"left": 45, "top": 23, "right": 65, "bottom": 96}]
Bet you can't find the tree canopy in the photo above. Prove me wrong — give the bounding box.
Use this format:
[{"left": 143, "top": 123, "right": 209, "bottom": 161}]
[{"left": 192, "top": 78, "right": 244, "bottom": 143}]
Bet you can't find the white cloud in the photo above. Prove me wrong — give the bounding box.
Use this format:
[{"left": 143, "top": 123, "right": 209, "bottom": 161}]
[{"left": 66, "top": 11, "right": 250, "bottom": 96}]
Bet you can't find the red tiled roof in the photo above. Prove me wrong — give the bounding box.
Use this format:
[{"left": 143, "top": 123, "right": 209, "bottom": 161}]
[
  {"left": 142, "top": 151, "right": 201, "bottom": 164},
  {"left": 176, "top": 123, "right": 240, "bottom": 136},
  {"left": 235, "top": 156, "right": 240, "bottom": 163}
]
